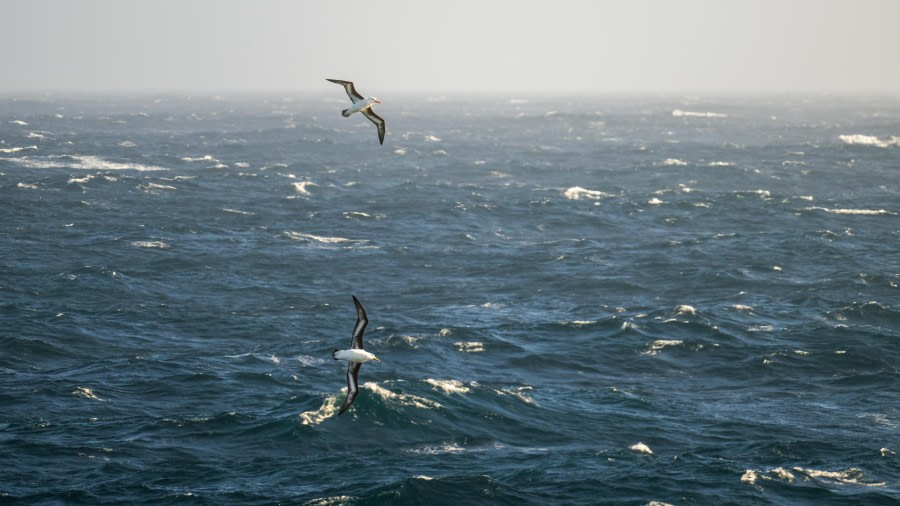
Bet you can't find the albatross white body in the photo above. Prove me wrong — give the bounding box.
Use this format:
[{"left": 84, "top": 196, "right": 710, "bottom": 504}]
[
  {"left": 341, "top": 97, "right": 381, "bottom": 118},
  {"left": 332, "top": 348, "right": 379, "bottom": 363}
]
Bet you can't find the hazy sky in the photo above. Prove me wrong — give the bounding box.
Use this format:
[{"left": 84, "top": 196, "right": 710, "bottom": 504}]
[{"left": 2, "top": 0, "right": 899, "bottom": 94}]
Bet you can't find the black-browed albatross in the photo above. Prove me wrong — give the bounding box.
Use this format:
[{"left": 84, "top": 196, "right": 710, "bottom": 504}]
[
  {"left": 332, "top": 295, "right": 380, "bottom": 415},
  {"left": 326, "top": 79, "right": 386, "bottom": 145}
]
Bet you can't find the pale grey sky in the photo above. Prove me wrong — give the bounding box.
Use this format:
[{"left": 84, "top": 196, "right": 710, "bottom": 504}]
[{"left": 2, "top": 0, "right": 898, "bottom": 94}]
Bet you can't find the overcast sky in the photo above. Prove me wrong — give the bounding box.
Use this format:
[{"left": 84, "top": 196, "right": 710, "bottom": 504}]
[{"left": 2, "top": 0, "right": 899, "bottom": 94}]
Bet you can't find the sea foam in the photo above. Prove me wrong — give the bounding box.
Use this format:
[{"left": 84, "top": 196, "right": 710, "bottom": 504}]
[{"left": 839, "top": 134, "right": 900, "bottom": 148}]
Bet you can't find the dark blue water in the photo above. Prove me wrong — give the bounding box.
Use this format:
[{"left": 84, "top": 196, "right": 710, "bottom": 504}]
[{"left": 1, "top": 93, "right": 898, "bottom": 505}]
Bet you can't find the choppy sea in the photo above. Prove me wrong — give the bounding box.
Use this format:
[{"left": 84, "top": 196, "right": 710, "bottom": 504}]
[{"left": 1, "top": 93, "right": 898, "bottom": 505}]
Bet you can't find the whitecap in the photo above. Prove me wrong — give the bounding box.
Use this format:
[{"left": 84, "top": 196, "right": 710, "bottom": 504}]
[
  {"left": 424, "top": 135, "right": 442, "bottom": 142},
  {"left": 563, "top": 186, "right": 609, "bottom": 200},
  {"left": 793, "top": 467, "right": 885, "bottom": 487},
  {"left": 424, "top": 378, "right": 471, "bottom": 394},
  {"left": 662, "top": 158, "right": 687, "bottom": 166},
  {"left": 283, "top": 231, "right": 365, "bottom": 244},
  {"left": 131, "top": 241, "right": 170, "bottom": 249},
  {"left": 407, "top": 443, "right": 465, "bottom": 455},
  {"left": 453, "top": 341, "right": 484, "bottom": 353},
  {"left": 0, "top": 145, "right": 37, "bottom": 153},
  {"left": 648, "top": 197, "right": 664, "bottom": 205},
  {"left": 299, "top": 395, "right": 339, "bottom": 425},
  {"left": 222, "top": 208, "right": 254, "bottom": 215},
  {"left": 643, "top": 339, "right": 683, "bottom": 356},
  {"left": 675, "top": 304, "right": 696, "bottom": 315},
  {"left": 629, "top": 442, "right": 653, "bottom": 454},
  {"left": 3, "top": 154, "right": 167, "bottom": 171},
  {"left": 16, "top": 182, "right": 39, "bottom": 190},
  {"left": 707, "top": 161, "right": 734, "bottom": 167},
  {"left": 363, "top": 382, "right": 441, "bottom": 410},
  {"left": 805, "top": 206, "right": 895, "bottom": 216},
  {"left": 672, "top": 109, "right": 727, "bottom": 118},
  {"left": 73, "top": 387, "right": 106, "bottom": 401},
  {"left": 493, "top": 386, "right": 536, "bottom": 405},
  {"left": 304, "top": 495, "right": 357, "bottom": 506},
  {"left": 292, "top": 181, "right": 318, "bottom": 195},
  {"left": 117, "top": 141, "right": 137, "bottom": 147},
  {"left": 740, "top": 470, "right": 759, "bottom": 484},
  {"left": 146, "top": 182, "right": 176, "bottom": 190},
  {"left": 839, "top": 134, "right": 900, "bottom": 148},
  {"left": 9, "top": 120, "right": 28, "bottom": 126},
  {"left": 181, "top": 154, "right": 219, "bottom": 163}
]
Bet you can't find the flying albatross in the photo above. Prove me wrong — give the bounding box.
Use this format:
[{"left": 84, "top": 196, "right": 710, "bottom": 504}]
[
  {"left": 332, "top": 295, "right": 380, "bottom": 415},
  {"left": 326, "top": 79, "right": 386, "bottom": 145}
]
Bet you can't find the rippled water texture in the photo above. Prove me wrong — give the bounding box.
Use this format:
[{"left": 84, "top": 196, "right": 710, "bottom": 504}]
[{"left": 1, "top": 94, "right": 898, "bottom": 504}]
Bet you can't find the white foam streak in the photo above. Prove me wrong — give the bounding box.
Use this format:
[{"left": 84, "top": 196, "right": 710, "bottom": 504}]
[
  {"left": 643, "top": 339, "right": 683, "bottom": 356},
  {"left": 453, "top": 341, "right": 484, "bottom": 352},
  {"left": 839, "top": 134, "right": 900, "bottom": 148},
  {"left": 363, "top": 382, "right": 442, "bottom": 410},
  {"left": 3, "top": 154, "right": 167, "bottom": 171},
  {"left": 806, "top": 206, "right": 895, "bottom": 216},
  {"left": 131, "top": 241, "right": 170, "bottom": 249},
  {"left": 73, "top": 387, "right": 107, "bottom": 401},
  {"left": 425, "top": 379, "right": 471, "bottom": 394},
  {"left": 284, "top": 231, "right": 365, "bottom": 244},
  {"left": 0, "top": 145, "right": 37, "bottom": 153},
  {"left": 743, "top": 466, "right": 885, "bottom": 488},
  {"left": 672, "top": 109, "right": 728, "bottom": 118},
  {"left": 564, "top": 186, "right": 609, "bottom": 200}
]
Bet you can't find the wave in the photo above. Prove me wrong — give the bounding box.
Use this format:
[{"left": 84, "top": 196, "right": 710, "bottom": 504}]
[
  {"left": 1, "top": 154, "right": 168, "bottom": 171},
  {"left": 672, "top": 109, "right": 728, "bottom": 118},
  {"left": 839, "top": 134, "right": 900, "bottom": 148},
  {"left": 299, "top": 382, "right": 441, "bottom": 425}
]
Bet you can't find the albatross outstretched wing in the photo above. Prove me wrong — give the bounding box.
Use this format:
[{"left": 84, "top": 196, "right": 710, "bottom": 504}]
[
  {"left": 326, "top": 79, "right": 364, "bottom": 103},
  {"left": 338, "top": 362, "right": 361, "bottom": 416},
  {"left": 350, "top": 295, "right": 368, "bottom": 349},
  {"left": 361, "top": 109, "right": 386, "bottom": 145}
]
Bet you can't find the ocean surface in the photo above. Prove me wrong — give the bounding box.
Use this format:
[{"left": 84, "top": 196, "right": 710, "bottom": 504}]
[{"left": 1, "top": 92, "right": 898, "bottom": 505}]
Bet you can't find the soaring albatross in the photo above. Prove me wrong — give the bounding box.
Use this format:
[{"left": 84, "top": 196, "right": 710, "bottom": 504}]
[
  {"left": 326, "top": 79, "right": 386, "bottom": 145},
  {"left": 332, "top": 295, "right": 380, "bottom": 415}
]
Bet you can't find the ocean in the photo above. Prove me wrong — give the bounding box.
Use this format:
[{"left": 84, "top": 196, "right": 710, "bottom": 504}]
[{"left": 1, "top": 92, "right": 898, "bottom": 505}]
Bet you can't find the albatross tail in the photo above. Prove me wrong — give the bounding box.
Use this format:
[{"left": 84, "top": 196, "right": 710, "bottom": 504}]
[{"left": 341, "top": 108, "right": 353, "bottom": 117}]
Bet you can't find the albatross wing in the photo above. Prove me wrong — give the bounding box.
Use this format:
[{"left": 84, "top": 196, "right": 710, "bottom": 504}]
[
  {"left": 338, "top": 362, "right": 361, "bottom": 415},
  {"left": 350, "top": 295, "right": 368, "bottom": 349},
  {"left": 361, "top": 109, "right": 386, "bottom": 145},
  {"left": 326, "top": 79, "right": 364, "bottom": 102}
]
